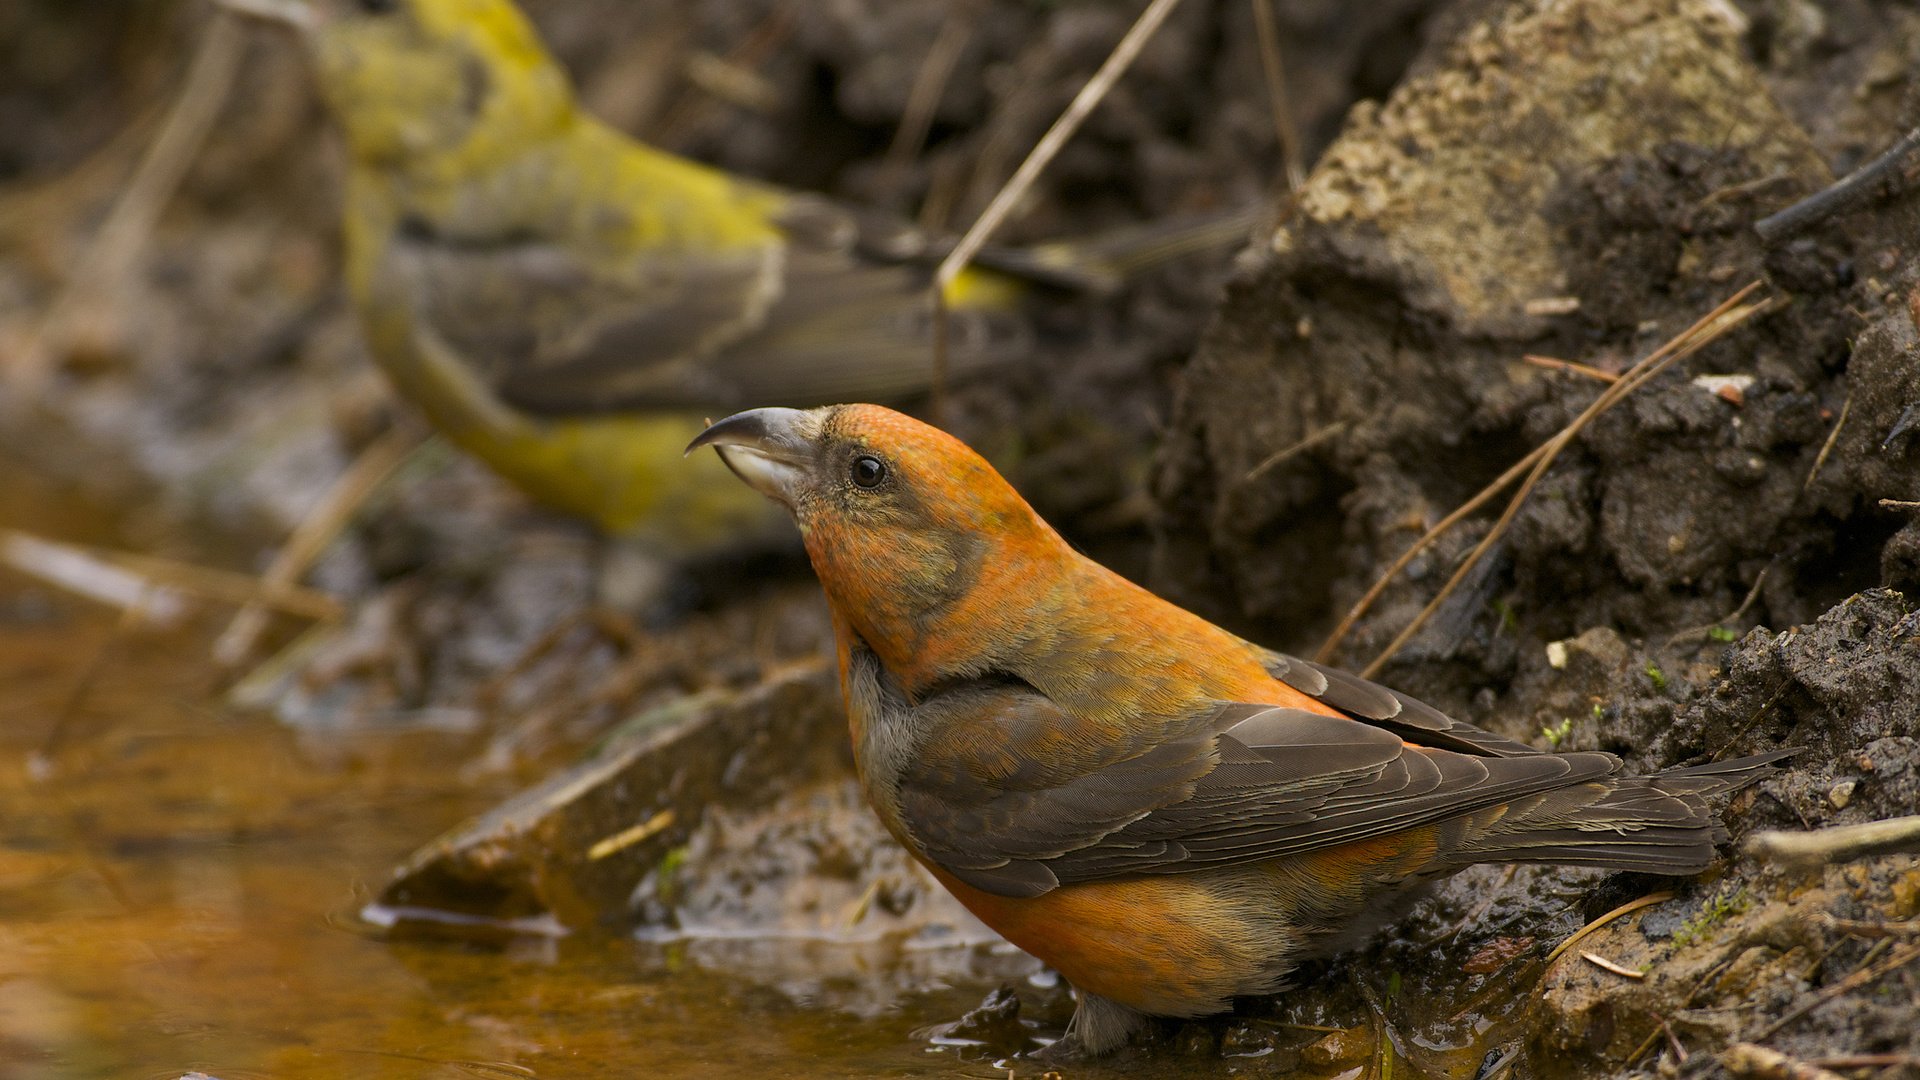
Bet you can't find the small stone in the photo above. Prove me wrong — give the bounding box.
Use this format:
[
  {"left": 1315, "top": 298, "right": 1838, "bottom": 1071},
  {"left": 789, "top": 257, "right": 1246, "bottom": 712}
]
[
  {"left": 1546, "top": 641, "right": 1570, "bottom": 669},
  {"left": 1827, "top": 780, "right": 1857, "bottom": 809},
  {"left": 1302, "top": 1026, "right": 1372, "bottom": 1068}
]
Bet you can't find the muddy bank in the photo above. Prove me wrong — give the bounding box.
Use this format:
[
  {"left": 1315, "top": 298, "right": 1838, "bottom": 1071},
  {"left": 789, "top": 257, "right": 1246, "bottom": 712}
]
[
  {"left": 1137, "top": 0, "right": 1920, "bottom": 1072},
  {"left": 4, "top": 0, "right": 1920, "bottom": 1075}
]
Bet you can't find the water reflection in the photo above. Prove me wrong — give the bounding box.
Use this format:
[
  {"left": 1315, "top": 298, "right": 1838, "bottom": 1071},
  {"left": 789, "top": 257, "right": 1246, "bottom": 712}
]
[{"left": 0, "top": 461, "right": 1173, "bottom": 1080}]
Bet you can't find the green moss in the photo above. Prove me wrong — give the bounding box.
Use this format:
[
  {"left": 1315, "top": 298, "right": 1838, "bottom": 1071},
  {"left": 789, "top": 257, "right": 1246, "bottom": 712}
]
[
  {"left": 1672, "top": 885, "right": 1750, "bottom": 948},
  {"left": 1644, "top": 661, "right": 1668, "bottom": 691},
  {"left": 1491, "top": 598, "right": 1519, "bottom": 634},
  {"left": 1541, "top": 718, "right": 1573, "bottom": 748},
  {"left": 654, "top": 845, "right": 690, "bottom": 906},
  {"left": 1708, "top": 626, "right": 1737, "bottom": 643}
]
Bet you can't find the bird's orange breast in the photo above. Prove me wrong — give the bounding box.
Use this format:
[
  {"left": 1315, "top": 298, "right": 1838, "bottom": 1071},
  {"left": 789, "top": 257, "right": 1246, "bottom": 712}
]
[{"left": 929, "top": 866, "right": 1274, "bottom": 1018}]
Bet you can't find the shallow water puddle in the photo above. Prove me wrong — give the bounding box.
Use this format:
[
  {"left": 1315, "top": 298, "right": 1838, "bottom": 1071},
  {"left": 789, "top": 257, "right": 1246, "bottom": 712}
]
[
  {"left": 0, "top": 457, "right": 1510, "bottom": 1079},
  {"left": 0, "top": 478, "right": 978, "bottom": 1080},
  {"left": 0, "top": 464, "right": 1194, "bottom": 1080}
]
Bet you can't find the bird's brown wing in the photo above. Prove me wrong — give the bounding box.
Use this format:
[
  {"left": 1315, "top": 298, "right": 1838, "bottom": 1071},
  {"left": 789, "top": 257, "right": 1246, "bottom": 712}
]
[
  {"left": 1258, "top": 649, "right": 1548, "bottom": 757},
  {"left": 386, "top": 199, "right": 1029, "bottom": 417},
  {"left": 893, "top": 676, "right": 1627, "bottom": 899}
]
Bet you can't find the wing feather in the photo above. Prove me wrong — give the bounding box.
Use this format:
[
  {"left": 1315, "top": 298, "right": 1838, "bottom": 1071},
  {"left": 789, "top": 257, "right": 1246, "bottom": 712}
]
[{"left": 894, "top": 677, "right": 1623, "bottom": 899}]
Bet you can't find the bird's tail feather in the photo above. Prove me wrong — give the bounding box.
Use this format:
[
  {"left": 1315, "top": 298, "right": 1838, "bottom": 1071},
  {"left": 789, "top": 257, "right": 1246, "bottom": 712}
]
[{"left": 1448, "top": 750, "right": 1790, "bottom": 875}]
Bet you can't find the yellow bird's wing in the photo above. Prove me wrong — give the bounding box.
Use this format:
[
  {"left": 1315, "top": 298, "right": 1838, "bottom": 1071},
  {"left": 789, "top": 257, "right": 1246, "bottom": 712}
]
[{"left": 385, "top": 190, "right": 1034, "bottom": 418}]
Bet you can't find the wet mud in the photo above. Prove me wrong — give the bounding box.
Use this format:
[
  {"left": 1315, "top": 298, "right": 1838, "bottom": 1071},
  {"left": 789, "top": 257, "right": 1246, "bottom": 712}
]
[{"left": 3, "top": 0, "right": 1919, "bottom": 1076}]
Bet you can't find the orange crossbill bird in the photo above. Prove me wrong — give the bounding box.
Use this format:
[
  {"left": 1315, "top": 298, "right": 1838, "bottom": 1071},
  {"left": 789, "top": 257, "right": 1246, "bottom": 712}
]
[
  {"left": 688, "top": 404, "right": 1789, "bottom": 1057},
  {"left": 220, "top": 0, "right": 1251, "bottom": 554}
]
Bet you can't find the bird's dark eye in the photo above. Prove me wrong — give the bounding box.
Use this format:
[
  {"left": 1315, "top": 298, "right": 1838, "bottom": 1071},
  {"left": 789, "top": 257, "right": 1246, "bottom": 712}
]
[
  {"left": 850, "top": 455, "right": 886, "bottom": 489},
  {"left": 358, "top": 0, "right": 399, "bottom": 13}
]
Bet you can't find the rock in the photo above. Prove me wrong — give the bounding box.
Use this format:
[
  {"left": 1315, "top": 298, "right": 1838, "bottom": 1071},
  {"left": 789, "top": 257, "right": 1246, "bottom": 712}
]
[
  {"left": 920, "top": 984, "right": 1039, "bottom": 1059},
  {"left": 373, "top": 661, "right": 849, "bottom": 931}
]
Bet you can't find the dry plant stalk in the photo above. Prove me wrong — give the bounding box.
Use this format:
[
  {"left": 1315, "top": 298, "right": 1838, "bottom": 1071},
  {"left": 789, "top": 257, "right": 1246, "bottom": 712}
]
[
  {"left": 928, "top": 0, "right": 1189, "bottom": 413},
  {"left": 1248, "top": 0, "right": 1304, "bottom": 189},
  {"left": 1522, "top": 354, "right": 1619, "bottom": 383},
  {"left": 1539, "top": 891, "right": 1672, "bottom": 977},
  {"left": 8, "top": 11, "right": 245, "bottom": 397},
  {"left": 1312, "top": 282, "right": 1767, "bottom": 670},
  {"left": 1745, "top": 814, "right": 1920, "bottom": 868},
  {"left": 0, "top": 528, "right": 340, "bottom": 621},
  {"left": 213, "top": 427, "right": 423, "bottom": 667},
  {"left": 1357, "top": 285, "right": 1771, "bottom": 678},
  {"left": 875, "top": 7, "right": 975, "bottom": 198},
  {"left": 1750, "top": 938, "right": 1920, "bottom": 1041}
]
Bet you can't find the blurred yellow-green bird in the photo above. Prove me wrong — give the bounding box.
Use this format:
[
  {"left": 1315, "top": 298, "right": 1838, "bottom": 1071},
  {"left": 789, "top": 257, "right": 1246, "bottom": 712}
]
[{"left": 225, "top": 0, "right": 1251, "bottom": 555}]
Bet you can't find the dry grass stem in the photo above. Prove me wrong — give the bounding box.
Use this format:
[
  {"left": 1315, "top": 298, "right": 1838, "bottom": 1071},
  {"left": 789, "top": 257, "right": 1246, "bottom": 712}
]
[
  {"left": 1, "top": 531, "right": 189, "bottom": 624},
  {"left": 1322, "top": 282, "right": 1768, "bottom": 674},
  {"left": 1540, "top": 892, "right": 1673, "bottom": 977},
  {"left": 1750, "top": 938, "right": 1920, "bottom": 1041},
  {"left": 1580, "top": 951, "right": 1646, "bottom": 979},
  {"left": 1814, "top": 914, "right": 1920, "bottom": 938},
  {"left": 1249, "top": 0, "right": 1304, "bottom": 189},
  {"left": 213, "top": 426, "right": 423, "bottom": 667},
  {"left": 1317, "top": 282, "right": 1767, "bottom": 664},
  {"left": 1801, "top": 393, "right": 1850, "bottom": 493},
  {"left": 587, "top": 810, "right": 677, "bottom": 861},
  {"left": 9, "top": 11, "right": 245, "bottom": 396},
  {"left": 927, "top": 0, "right": 1185, "bottom": 415},
  {"left": 1, "top": 528, "right": 341, "bottom": 621},
  {"left": 1522, "top": 354, "right": 1619, "bottom": 383},
  {"left": 1668, "top": 563, "right": 1772, "bottom": 644},
  {"left": 1240, "top": 421, "right": 1346, "bottom": 485},
  {"left": 1745, "top": 814, "right": 1920, "bottom": 868},
  {"left": 932, "top": 0, "right": 1188, "bottom": 296},
  {"left": 877, "top": 9, "right": 975, "bottom": 196}
]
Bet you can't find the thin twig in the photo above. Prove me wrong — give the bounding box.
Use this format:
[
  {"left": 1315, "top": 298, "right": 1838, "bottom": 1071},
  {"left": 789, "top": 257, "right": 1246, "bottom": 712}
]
[
  {"left": 1356, "top": 285, "right": 1771, "bottom": 677},
  {"left": 1239, "top": 421, "right": 1346, "bottom": 485},
  {"left": 925, "top": 0, "right": 1186, "bottom": 418},
  {"left": 931, "top": 0, "right": 1187, "bottom": 295},
  {"left": 875, "top": 8, "right": 974, "bottom": 198},
  {"left": 1723, "top": 1042, "right": 1846, "bottom": 1080},
  {"left": 1668, "top": 562, "right": 1772, "bottom": 644},
  {"left": 8, "top": 11, "right": 245, "bottom": 396},
  {"left": 1755, "top": 125, "right": 1920, "bottom": 244},
  {"left": 0, "top": 528, "right": 340, "bottom": 621},
  {"left": 1745, "top": 814, "right": 1920, "bottom": 868},
  {"left": 1316, "top": 283, "right": 1765, "bottom": 665},
  {"left": 1882, "top": 499, "right": 1920, "bottom": 511},
  {"left": 1801, "top": 393, "right": 1850, "bottom": 493},
  {"left": 1581, "top": 951, "right": 1646, "bottom": 979},
  {"left": 1813, "top": 913, "right": 1920, "bottom": 939},
  {"left": 31, "top": 592, "right": 152, "bottom": 768},
  {"left": 1540, "top": 892, "right": 1674, "bottom": 976},
  {"left": 1659, "top": 1016, "right": 1688, "bottom": 1065},
  {"left": 1522, "top": 354, "right": 1620, "bottom": 383},
  {"left": 1750, "top": 938, "right": 1920, "bottom": 1041},
  {"left": 649, "top": 2, "right": 795, "bottom": 147},
  {"left": 213, "top": 427, "right": 422, "bottom": 667},
  {"left": 1248, "top": 0, "right": 1304, "bottom": 189}
]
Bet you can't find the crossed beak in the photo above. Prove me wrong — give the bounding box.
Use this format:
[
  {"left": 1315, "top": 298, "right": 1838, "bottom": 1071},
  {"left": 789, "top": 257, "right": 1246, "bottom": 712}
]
[{"left": 686, "top": 407, "right": 820, "bottom": 506}]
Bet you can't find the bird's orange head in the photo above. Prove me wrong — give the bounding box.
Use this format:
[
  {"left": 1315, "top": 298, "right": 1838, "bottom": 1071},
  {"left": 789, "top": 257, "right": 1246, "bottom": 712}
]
[{"left": 688, "top": 405, "right": 1069, "bottom": 687}]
